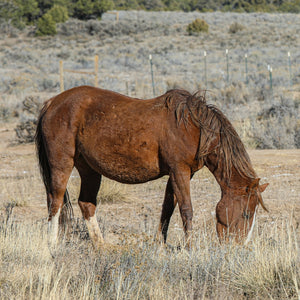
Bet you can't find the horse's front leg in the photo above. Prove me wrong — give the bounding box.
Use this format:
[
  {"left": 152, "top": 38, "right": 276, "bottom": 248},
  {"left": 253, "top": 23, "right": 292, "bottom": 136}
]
[
  {"left": 157, "top": 178, "right": 177, "bottom": 243},
  {"left": 170, "top": 168, "right": 193, "bottom": 248}
]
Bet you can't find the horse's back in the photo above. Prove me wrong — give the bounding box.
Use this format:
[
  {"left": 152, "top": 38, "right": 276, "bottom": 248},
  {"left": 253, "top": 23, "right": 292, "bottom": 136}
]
[{"left": 45, "top": 85, "right": 165, "bottom": 121}]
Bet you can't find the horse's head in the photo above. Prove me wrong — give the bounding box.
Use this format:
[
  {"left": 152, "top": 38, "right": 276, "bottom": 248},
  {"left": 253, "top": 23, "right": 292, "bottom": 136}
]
[{"left": 216, "top": 178, "right": 269, "bottom": 244}]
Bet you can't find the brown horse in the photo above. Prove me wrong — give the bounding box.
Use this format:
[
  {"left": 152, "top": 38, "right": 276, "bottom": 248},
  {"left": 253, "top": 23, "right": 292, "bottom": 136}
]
[{"left": 35, "top": 86, "right": 268, "bottom": 249}]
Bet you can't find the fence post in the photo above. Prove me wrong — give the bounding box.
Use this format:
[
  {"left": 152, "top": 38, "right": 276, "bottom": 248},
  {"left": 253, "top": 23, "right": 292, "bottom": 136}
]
[
  {"left": 59, "top": 60, "right": 64, "bottom": 92},
  {"left": 226, "top": 49, "right": 229, "bottom": 84},
  {"left": 245, "top": 53, "right": 248, "bottom": 85},
  {"left": 268, "top": 65, "right": 273, "bottom": 92},
  {"left": 149, "top": 54, "right": 155, "bottom": 97},
  {"left": 288, "top": 52, "right": 292, "bottom": 87},
  {"left": 204, "top": 51, "right": 207, "bottom": 88},
  {"left": 94, "top": 55, "right": 99, "bottom": 87}
]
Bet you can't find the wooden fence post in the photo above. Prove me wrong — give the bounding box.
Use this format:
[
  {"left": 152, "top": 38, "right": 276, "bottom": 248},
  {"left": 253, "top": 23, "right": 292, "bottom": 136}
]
[
  {"left": 59, "top": 55, "right": 98, "bottom": 91},
  {"left": 107, "top": 11, "right": 119, "bottom": 22}
]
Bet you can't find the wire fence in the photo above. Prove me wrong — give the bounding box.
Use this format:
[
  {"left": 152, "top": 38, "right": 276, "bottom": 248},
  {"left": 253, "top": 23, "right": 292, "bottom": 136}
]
[{"left": 58, "top": 50, "right": 299, "bottom": 100}]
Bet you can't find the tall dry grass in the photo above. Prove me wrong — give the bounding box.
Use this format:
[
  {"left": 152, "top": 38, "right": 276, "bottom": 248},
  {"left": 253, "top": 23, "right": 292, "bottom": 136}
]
[{"left": 0, "top": 207, "right": 299, "bottom": 299}]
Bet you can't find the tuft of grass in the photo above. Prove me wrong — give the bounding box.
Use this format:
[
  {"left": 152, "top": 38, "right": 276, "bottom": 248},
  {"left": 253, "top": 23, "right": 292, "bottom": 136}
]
[
  {"left": 229, "top": 22, "right": 245, "bottom": 34},
  {"left": 97, "top": 178, "right": 129, "bottom": 204}
]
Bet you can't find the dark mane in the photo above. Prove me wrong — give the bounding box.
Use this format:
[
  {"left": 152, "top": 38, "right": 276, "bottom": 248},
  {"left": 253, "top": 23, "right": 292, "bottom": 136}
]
[{"left": 164, "top": 89, "right": 257, "bottom": 182}]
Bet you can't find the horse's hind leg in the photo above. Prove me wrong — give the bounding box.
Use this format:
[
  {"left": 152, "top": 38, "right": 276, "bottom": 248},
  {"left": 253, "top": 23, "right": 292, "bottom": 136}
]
[
  {"left": 47, "top": 167, "right": 73, "bottom": 249},
  {"left": 75, "top": 157, "right": 104, "bottom": 249},
  {"left": 157, "top": 178, "right": 178, "bottom": 243}
]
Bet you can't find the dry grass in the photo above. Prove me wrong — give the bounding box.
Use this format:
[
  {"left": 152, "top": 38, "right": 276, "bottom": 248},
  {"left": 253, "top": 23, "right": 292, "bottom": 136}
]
[
  {"left": 98, "top": 178, "right": 130, "bottom": 204},
  {"left": 0, "top": 210, "right": 299, "bottom": 299}
]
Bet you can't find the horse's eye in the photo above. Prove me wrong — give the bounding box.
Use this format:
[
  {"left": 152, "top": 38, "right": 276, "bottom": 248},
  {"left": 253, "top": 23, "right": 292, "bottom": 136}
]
[{"left": 243, "top": 211, "right": 250, "bottom": 219}]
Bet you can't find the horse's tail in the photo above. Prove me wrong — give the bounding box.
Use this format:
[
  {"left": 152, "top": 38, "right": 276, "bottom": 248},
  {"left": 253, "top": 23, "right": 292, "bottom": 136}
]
[{"left": 35, "top": 100, "right": 73, "bottom": 226}]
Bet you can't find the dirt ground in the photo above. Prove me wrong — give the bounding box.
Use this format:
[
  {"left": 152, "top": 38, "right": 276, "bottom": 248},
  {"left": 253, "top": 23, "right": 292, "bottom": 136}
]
[{"left": 0, "top": 122, "right": 299, "bottom": 244}]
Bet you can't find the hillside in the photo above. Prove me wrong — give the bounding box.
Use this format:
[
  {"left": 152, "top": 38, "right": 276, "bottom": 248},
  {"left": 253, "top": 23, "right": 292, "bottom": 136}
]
[{"left": 0, "top": 11, "right": 299, "bottom": 148}]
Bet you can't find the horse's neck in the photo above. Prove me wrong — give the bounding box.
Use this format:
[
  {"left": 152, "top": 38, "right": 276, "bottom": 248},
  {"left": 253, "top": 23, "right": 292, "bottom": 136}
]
[{"left": 204, "top": 152, "right": 250, "bottom": 191}]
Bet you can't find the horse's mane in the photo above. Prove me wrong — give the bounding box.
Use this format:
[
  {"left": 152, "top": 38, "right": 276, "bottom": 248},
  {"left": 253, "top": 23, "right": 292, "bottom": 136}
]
[{"left": 164, "top": 89, "right": 257, "bottom": 182}]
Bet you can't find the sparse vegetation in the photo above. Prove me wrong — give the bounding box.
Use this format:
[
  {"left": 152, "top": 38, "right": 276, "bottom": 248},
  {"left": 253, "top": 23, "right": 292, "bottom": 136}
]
[{"left": 250, "top": 102, "right": 300, "bottom": 149}]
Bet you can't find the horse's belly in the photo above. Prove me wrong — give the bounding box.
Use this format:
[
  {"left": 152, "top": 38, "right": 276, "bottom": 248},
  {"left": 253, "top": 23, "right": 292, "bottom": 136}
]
[
  {"left": 82, "top": 145, "right": 164, "bottom": 184},
  {"left": 103, "top": 165, "right": 162, "bottom": 184}
]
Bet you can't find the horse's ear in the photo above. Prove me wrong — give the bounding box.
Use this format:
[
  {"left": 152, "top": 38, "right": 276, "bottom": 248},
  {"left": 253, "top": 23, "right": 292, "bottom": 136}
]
[
  {"left": 259, "top": 183, "right": 269, "bottom": 193},
  {"left": 165, "top": 95, "right": 172, "bottom": 109},
  {"left": 248, "top": 178, "right": 260, "bottom": 189}
]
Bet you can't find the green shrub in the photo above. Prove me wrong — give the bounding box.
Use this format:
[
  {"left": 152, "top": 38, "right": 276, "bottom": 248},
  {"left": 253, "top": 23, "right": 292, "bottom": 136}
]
[
  {"left": 187, "top": 18, "right": 209, "bottom": 35},
  {"left": 72, "top": 0, "right": 94, "bottom": 19},
  {"left": 47, "top": 4, "right": 69, "bottom": 23},
  {"left": 20, "top": 0, "right": 40, "bottom": 23},
  {"left": 279, "top": 0, "right": 300, "bottom": 13},
  {"left": 94, "top": 0, "right": 114, "bottom": 17},
  {"left": 36, "top": 13, "right": 57, "bottom": 36}
]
